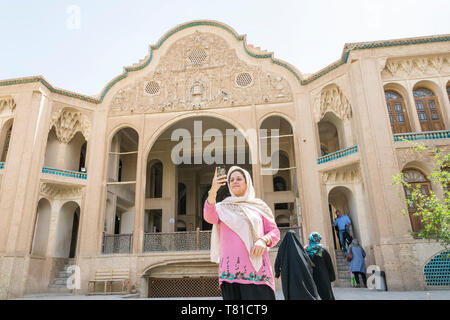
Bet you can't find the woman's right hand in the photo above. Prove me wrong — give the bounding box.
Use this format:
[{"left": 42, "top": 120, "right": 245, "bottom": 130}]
[
  {"left": 208, "top": 168, "right": 227, "bottom": 204},
  {"left": 211, "top": 167, "right": 227, "bottom": 193}
]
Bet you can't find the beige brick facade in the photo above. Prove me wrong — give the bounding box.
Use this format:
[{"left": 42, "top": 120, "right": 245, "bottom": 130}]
[{"left": 0, "top": 21, "right": 449, "bottom": 298}]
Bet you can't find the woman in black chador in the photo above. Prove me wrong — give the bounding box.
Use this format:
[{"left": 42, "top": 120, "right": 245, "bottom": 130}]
[
  {"left": 274, "top": 230, "right": 320, "bottom": 300},
  {"left": 305, "top": 232, "right": 336, "bottom": 300}
]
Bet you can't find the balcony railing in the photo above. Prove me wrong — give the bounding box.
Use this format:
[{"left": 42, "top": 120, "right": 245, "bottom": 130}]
[
  {"left": 42, "top": 166, "right": 87, "bottom": 180},
  {"left": 394, "top": 130, "right": 450, "bottom": 142},
  {"left": 0, "top": 161, "right": 4, "bottom": 170},
  {"left": 143, "top": 230, "right": 211, "bottom": 252},
  {"left": 142, "top": 227, "right": 302, "bottom": 253},
  {"left": 102, "top": 233, "right": 133, "bottom": 254},
  {"left": 317, "top": 145, "right": 358, "bottom": 165}
]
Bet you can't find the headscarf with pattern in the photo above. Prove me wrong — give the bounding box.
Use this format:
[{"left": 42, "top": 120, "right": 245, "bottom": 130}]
[
  {"left": 210, "top": 166, "right": 276, "bottom": 272},
  {"left": 306, "top": 232, "right": 323, "bottom": 256}
]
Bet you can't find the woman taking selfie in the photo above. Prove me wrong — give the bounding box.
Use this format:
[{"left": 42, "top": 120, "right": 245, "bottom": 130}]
[{"left": 203, "top": 166, "right": 280, "bottom": 300}]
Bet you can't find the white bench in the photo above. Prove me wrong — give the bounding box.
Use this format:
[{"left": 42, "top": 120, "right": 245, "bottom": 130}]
[{"left": 87, "top": 269, "right": 130, "bottom": 295}]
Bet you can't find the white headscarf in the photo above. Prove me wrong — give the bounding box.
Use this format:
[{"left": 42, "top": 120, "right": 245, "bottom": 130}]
[{"left": 210, "top": 166, "right": 276, "bottom": 272}]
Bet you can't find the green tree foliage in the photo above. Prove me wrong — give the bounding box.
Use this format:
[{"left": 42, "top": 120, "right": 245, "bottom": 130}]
[{"left": 393, "top": 141, "right": 450, "bottom": 248}]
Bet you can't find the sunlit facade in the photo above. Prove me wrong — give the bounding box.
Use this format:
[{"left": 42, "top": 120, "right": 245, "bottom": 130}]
[{"left": 0, "top": 21, "right": 449, "bottom": 298}]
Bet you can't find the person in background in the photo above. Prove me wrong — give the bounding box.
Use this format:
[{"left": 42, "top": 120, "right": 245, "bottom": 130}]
[
  {"left": 274, "top": 230, "right": 320, "bottom": 300},
  {"left": 347, "top": 239, "right": 367, "bottom": 288},
  {"left": 204, "top": 166, "right": 280, "bottom": 300},
  {"left": 305, "top": 232, "right": 336, "bottom": 300},
  {"left": 333, "top": 210, "right": 352, "bottom": 254}
]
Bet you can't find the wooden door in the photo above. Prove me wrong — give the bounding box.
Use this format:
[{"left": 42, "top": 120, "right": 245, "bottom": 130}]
[
  {"left": 413, "top": 88, "right": 444, "bottom": 132},
  {"left": 404, "top": 182, "right": 430, "bottom": 233},
  {"left": 385, "top": 91, "right": 411, "bottom": 133},
  {"left": 402, "top": 169, "right": 431, "bottom": 234}
]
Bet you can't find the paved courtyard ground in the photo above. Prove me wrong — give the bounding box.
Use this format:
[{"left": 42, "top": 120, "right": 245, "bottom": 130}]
[{"left": 12, "top": 288, "right": 450, "bottom": 300}]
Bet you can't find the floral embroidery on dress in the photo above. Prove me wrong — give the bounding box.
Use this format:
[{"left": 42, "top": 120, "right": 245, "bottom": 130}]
[
  {"left": 219, "top": 256, "right": 271, "bottom": 284},
  {"left": 219, "top": 271, "right": 271, "bottom": 284}
]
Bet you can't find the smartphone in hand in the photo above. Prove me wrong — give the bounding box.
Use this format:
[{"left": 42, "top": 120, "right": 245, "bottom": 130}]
[{"left": 217, "top": 167, "right": 226, "bottom": 177}]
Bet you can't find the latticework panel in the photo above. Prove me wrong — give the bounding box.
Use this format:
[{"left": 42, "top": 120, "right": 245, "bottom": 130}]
[
  {"left": 148, "top": 277, "right": 221, "bottom": 298},
  {"left": 424, "top": 250, "right": 450, "bottom": 286},
  {"left": 142, "top": 228, "right": 301, "bottom": 252},
  {"left": 102, "top": 234, "right": 133, "bottom": 254},
  {"left": 143, "top": 231, "right": 212, "bottom": 252}
]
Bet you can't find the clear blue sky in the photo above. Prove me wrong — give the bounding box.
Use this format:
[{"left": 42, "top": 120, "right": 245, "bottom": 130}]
[{"left": 1, "top": 0, "right": 449, "bottom": 95}]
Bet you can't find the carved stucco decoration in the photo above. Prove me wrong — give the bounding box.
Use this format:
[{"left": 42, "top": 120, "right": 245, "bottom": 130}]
[
  {"left": 50, "top": 107, "right": 90, "bottom": 143},
  {"left": 0, "top": 96, "right": 16, "bottom": 114},
  {"left": 383, "top": 55, "right": 450, "bottom": 78},
  {"left": 396, "top": 144, "right": 450, "bottom": 171},
  {"left": 321, "top": 163, "right": 361, "bottom": 185},
  {"left": 109, "top": 31, "right": 293, "bottom": 115},
  {"left": 313, "top": 84, "right": 352, "bottom": 122},
  {"left": 40, "top": 182, "right": 83, "bottom": 200}
]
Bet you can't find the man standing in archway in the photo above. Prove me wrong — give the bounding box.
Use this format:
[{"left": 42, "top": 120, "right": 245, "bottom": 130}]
[{"left": 333, "top": 210, "right": 352, "bottom": 254}]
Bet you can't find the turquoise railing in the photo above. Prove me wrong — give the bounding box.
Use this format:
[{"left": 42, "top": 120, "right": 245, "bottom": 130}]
[
  {"left": 0, "top": 162, "right": 4, "bottom": 170},
  {"left": 317, "top": 145, "right": 359, "bottom": 165},
  {"left": 42, "top": 166, "right": 87, "bottom": 180},
  {"left": 394, "top": 130, "right": 450, "bottom": 142}
]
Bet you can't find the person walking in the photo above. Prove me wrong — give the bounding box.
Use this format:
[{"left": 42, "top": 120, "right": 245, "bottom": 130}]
[
  {"left": 347, "top": 239, "right": 367, "bottom": 288},
  {"left": 274, "top": 230, "right": 320, "bottom": 300},
  {"left": 305, "top": 232, "right": 336, "bottom": 300},
  {"left": 204, "top": 166, "right": 280, "bottom": 300},
  {"left": 333, "top": 210, "right": 352, "bottom": 254}
]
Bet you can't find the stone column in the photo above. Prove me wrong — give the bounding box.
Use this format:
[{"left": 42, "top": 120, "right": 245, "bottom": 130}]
[
  {"left": 162, "top": 153, "right": 176, "bottom": 233},
  {"left": 348, "top": 56, "right": 414, "bottom": 290},
  {"left": 294, "top": 92, "right": 331, "bottom": 247},
  {"left": 133, "top": 121, "right": 145, "bottom": 253},
  {"left": 0, "top": 89, "right": 53, "bottom": 299},
  {"left": 438, "top": 77, "right": 450, "bottom": 128},
  {"left": 76, "top": 111, "right": 108, "bottom": 257},
  {"left": 405, "top": 80, "right": 422, "bottom": 132}
]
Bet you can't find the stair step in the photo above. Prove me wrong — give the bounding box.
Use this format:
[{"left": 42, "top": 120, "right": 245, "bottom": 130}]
[
  {"left": 52, "top": 278, "right": 69, "bottom": 286},
  {"left": 48, "top": 286, "right": 73, "bottom": 294},
  {"left": 338, "top": 272, "right": 351, "bottom": 278},
  {"left": 59, "top": 271, "right": 72, "bottom": 278}
]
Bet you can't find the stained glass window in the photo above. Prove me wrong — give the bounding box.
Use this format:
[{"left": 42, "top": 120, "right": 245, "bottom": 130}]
[
  {"left": 413, "top": 88, "right": 434, "bottom": 98},
  {"left": 385, "top": 90, "right": 402, "bottom": 100}
]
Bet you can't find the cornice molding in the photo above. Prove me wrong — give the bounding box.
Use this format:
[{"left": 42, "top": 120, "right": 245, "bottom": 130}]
[{"left": 0, "top": 21, "right": 448, "bottom": 104}]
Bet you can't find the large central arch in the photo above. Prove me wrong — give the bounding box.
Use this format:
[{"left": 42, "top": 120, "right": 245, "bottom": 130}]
[{"left": 143, "top": 114, "right": 253, "bottom": 235}]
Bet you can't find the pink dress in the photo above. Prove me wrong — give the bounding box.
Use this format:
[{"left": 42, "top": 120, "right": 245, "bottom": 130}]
[{"left": 203, "top": 200, "right": 280, "bottom": 291}]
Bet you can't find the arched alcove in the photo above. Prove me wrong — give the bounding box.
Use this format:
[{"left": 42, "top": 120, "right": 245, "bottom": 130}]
[
  {"left": 144, "top": 115, "right": 252, "bottom": 232},
  {"left": 103, "top": 127, "right": 139, "bottom": 254},
  {"left": 0, "top": 118, "right": 13, "bottom": 162},
  {"left": 147, "top": 161, "right": 163, "bottom": 198},
  {"left": 318, "top": 112, "right": 344, "bottom": 155},
  {"left": 31, "top": 198, "right": 51, "bottom": 256},
  {"left": 54, "top": 201, "right": 80, "bottom": 258},
  {"left": 328, "top": 186, "right": 361, "bottom": 250}
]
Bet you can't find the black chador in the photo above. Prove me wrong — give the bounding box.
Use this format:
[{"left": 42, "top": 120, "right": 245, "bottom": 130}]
[
  {"left": 274, "top": 231, "right": 320, "bottom": 300},
  {"left": 309, "top": 247, "right": 336, "bottom": 300}
]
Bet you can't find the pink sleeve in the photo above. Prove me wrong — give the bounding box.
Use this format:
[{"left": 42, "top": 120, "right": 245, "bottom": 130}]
[
  {"left": 262, "top": 216, "right": 280, "bottom": 247},
  {"left": 203, "top": 200, "right": 220, "bottom": 224}
]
